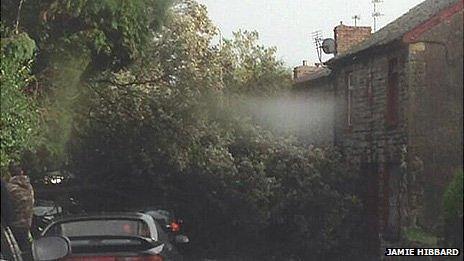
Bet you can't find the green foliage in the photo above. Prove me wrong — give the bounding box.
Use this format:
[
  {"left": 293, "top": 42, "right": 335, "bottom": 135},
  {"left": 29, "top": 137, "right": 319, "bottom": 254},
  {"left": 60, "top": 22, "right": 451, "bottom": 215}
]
[
  {"left": 404, "top": 227, "right": 438, "bottom": 246},
  {"left": 1, "top": 0, "right": 171, "bottom": 174},
  {"left": 2, "top": 0, "right": 172, "bottom": 69},
  {"left": 443, "top": 169, "right": 463, "bottom": 247},
  {"left": 66, "top": 1, "right": 364, "bottom": 259},
  {"left": 221, "top": 30, "right": 292, "bottom": 96},
  {"left": 259, "top": 145, "right": 362, "bottom": 259},
  {"left": 217, "top": 30, "right": 295, "bottom": 137},
  {"left": 0, "top": 32, "right": 39, "bottom": 174},
  {"left": 2, "top": 0, "right": 364, "bottom": 258},
  {"left": 68, "top": 0, "right": 225, "bottom": 177},
  {"left": 1, "top": 33, "right": 36, "bottom": 61},
  {"left": 444, "top": 169, "right": 464, "bottom": 221}
]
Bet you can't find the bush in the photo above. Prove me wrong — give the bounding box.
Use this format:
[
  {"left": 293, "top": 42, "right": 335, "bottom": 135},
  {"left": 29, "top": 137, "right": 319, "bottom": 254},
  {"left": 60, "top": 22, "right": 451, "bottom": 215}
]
[
  {"left": 443, "top": 169, "right": 463, "bottom": 248},
  {"left": 53, "top": 1, "right": 365, "bottom": 259},
  {"left": 0, "top": 32, "right": 39, "bottom": 174}
]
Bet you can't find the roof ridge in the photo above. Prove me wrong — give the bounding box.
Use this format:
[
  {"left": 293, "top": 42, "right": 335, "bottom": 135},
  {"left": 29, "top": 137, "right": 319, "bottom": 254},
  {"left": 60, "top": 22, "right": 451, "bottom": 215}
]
[{"left": 330, "top": 0, "right": 460, "bottom": 61}]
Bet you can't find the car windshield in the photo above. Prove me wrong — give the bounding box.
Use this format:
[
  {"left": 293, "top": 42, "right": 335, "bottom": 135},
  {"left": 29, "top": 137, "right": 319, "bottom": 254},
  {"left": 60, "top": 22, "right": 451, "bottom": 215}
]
[
  {"left": 145, "top": 210, "right": 172, "bottom": 225},
  {"left": 46, "top": 219, "right": 150, "bottom": 238}
]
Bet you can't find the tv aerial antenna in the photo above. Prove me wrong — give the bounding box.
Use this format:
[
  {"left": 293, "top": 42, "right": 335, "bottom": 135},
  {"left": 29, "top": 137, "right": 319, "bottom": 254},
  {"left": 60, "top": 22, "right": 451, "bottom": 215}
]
[
  {"left": 312, "top": 30, "right": 323, "bottom": 63},
  {"left": 372, "top": 0, "right": 384, "bottom": 31},
  {"left": 352, "top": 15, "right": 361, "bottom": 27}
]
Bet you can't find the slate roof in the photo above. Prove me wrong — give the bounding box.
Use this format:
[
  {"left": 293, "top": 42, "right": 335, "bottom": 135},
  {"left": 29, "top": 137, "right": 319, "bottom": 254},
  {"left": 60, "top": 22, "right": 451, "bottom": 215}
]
[{"left": 331, "top": 0, "right": 459, "bottom": 61}]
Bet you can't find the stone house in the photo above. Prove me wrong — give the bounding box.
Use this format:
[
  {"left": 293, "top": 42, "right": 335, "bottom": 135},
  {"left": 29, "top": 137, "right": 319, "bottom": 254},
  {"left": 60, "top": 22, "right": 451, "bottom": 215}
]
[
  {"left": 294, "top": 0, "right": 463, "bottom": 253},
  {"left": 292, "top": 23, "right": 372, "bottom": 145}
]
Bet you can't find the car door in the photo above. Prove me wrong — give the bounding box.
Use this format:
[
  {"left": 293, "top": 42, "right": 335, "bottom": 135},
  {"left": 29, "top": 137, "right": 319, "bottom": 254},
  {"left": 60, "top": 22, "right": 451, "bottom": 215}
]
[{"left": 1, "top": 225, "right": 23, "bottom": 261}]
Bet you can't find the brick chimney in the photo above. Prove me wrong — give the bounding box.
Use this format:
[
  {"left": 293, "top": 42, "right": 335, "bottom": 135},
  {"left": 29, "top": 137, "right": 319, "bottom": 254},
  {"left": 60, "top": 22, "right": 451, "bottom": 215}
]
[
  {"left": 334, "top": 22, "right": 372, "bottom": 55},
  {"left": 293, "top": 60, "right": 314, "bottom": 80}
]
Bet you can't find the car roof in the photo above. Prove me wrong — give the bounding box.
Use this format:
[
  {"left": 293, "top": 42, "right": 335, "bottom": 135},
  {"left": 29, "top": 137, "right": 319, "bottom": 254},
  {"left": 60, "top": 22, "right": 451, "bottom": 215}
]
[{"left": 48, "top": 212, "right": 153, "bottom": 223}]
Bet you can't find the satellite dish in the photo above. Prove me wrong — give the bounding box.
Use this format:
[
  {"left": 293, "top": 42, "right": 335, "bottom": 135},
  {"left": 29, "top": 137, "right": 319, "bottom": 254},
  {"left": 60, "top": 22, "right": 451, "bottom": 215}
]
[{"left": 322, "top": 38, "right": 336, "bottom": 54}]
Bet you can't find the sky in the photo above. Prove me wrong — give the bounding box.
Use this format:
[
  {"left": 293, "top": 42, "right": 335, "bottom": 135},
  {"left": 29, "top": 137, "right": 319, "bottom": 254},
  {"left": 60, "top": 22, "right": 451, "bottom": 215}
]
[{"left": 197, "top": 0, "right": 425, "bottom": 68}]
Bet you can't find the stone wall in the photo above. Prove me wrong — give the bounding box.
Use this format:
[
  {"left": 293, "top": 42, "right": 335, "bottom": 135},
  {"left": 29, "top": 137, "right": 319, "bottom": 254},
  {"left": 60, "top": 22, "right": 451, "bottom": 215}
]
[
  {"left": 405, "top": 10, "right": 463, "bottom": 231},
  {"left": 330, "top": 8, "right": 463, "bottom": 244},
  {"left": 333, "top": 44, "right": 409, "bottom": 166},
  {"left": 293, "top": 5, "right": 463, "bottom": 252},
  {"left": 332, "top": 44, "right": 410, "bottom": 243}
]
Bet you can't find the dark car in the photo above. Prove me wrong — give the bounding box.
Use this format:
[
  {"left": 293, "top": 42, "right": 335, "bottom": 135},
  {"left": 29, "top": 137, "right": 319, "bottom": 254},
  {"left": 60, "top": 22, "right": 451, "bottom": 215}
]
[
  {"left": 41, "top": 212, "right": 189, "bottom": 261},
  {"left": 143, "top": 209, "right": 190, "bottom": 255},
  {"left": 142, "top": 208, "right": 185, "bottom": 236},
  {"left": 32, "top": 199, "right": 64, "bottom": 238}
]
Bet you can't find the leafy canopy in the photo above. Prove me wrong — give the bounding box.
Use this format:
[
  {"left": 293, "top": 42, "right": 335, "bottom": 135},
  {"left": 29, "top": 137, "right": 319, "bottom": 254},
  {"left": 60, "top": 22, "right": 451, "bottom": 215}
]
[
  {"left": 2, "top": 0, "right": 172, "bottom": 69},
  {"left": 66, "top": 1, "right": 363, "bottom": 259},
  {"left": 0, "top": 32, "right": 39, "bottom": 172}
]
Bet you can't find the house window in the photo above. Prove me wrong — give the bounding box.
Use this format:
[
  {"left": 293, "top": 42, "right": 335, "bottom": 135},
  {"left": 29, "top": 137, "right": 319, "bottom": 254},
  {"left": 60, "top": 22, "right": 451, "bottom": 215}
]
[
  {"left": 386, "top": 58, "right": 399, "bottom": 127},
  {"left": 346, "top": 72, "right": 354, "bottom": 128}
]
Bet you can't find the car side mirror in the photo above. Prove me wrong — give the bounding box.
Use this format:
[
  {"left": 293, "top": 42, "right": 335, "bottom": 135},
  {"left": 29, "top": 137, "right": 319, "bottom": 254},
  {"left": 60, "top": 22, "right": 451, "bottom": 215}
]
[
  {"left": 32, "top": 236, "right": 71, "bottom": 261},
  {"left": 174, "top": 234, "right": 189, "bottom": 244}
]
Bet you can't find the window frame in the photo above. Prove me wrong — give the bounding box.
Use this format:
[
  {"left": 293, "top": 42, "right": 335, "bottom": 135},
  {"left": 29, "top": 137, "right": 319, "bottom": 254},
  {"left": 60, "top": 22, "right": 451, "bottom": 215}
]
[{"left": 345, "top": 71, "right": 354, "bottom": 129}]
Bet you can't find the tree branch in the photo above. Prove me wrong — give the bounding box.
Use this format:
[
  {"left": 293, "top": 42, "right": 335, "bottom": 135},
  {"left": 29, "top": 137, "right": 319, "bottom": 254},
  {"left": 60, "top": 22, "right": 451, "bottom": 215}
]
[
  {"left": 96, "top": 76, "right": 167, "bottom": 87},
  {"left": 15, "top": 0, "right": 25, "bottom": 34}
]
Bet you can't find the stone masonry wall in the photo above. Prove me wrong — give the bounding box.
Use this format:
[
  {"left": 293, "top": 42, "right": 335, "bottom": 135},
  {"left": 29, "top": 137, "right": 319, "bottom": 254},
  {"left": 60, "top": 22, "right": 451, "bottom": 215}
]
[
  {"left": 333, "top": 45, "right": 409, "bottom": 167},
  {"left": 406, "top": 10, "right": 463, "bottom": 231},
  {"left": 332, "top": 45, "right": 410, "bottom": 244},
  {"left": 330, "top": 8, "right": 463, "bottom": 248}
]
